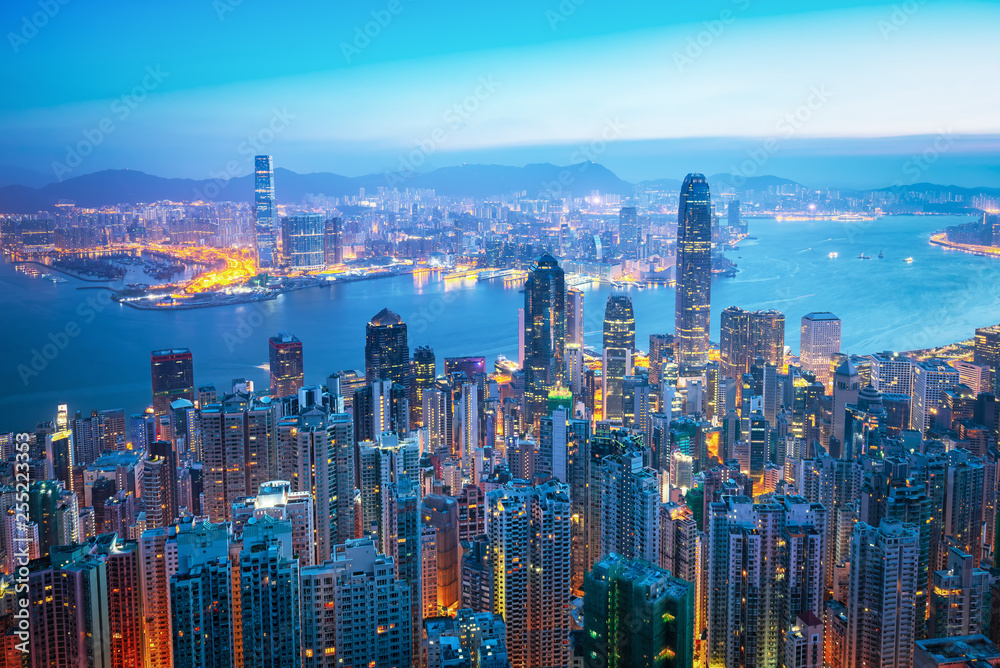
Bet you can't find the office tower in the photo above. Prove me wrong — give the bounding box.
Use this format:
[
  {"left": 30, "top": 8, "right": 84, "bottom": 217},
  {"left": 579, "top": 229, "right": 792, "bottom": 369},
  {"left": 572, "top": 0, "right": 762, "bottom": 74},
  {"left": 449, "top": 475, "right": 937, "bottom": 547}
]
[
  {"left": 648, "top": 333, "right": 675, "bottom": 390},
  {"left": 869, "top": 351, "right": 914, "bottom": 395},
  {"left": 567, "top": 287, "right": 584, "bottom": 347},
  {"left": 254, "top": 154, "right": 277, "bottom": 268},
  {"left": 974, "top": 324, "right": 1000, "bottom": 391},
  {"left": 170, "top": 522, "right": 234, "bottom": 668},
  {"left": 239, "top": 517, "right": 301, "bottom": 668},
  {"left": 487, "top": 480, "right": 572, "bottom": 668},
  {"left": 365, "top": 308, "right": 410, "bottom": 389},
  {"left": 800, "top": 313, "right": 842, "bottom": 392},
  {"left": 523, "top": 253, "right": 567, "bottom": 429},
  {"left": 602, "top": 293, "right": 635, "bottom": 422},
  {"left": 281, "top": 214, "right": 325, "bottom": 269},
  {"left": 412, "top": 345, "right": 436, "bottom": 426},
  {"left": 292, "top": 407, "right": 355, "bottom": 563},
  {"left": 785, "top": 612, "right": 824, "bottom": 668},
  {"left": 323, "top": 216, "right": 343, "bottom": 267},
  {"left": 566, "top": 342, "right": 584, "bottom": 396},
  {"left": 618, "top": 206, "right": 641, "bottom": 258},
  {"left": 422, "top": 494, "right": 461, "bottom": 617},
  {"left": 199, "top": 393, "right": 277, "bottom": 522},
  {"left": 675, "top": 173, "right": 713, "bottom": 373},
  {"left": 269, "top": 332, "right": 304, "bottom": 399},
  {"left": 747, "top": 410, "right": 769, "bottom": 481},
  {"left": 600, "top": 449, "right": 660, "bottom": 563},
  {"left": 151, "top": 348, "right": 194, "bottom": 430},
  {"left": 583, "top": 553, "right": 694, "bottom": 668},
  {"left": 719, "top": 307, "right": 785, "bottom": 385},
  {"left": 929, "top": 548, "right": 990, "bottom": 638},
  {"left": 707, "top": 495, "right": 826, "bottom": 668},
  {"left": 300, "top": 539, "right": 412, "bottom": 668},
  {"left": 911, "top": 359, "right": 960, "bottom": 433},
  {"left": 728, "top": 199, "right": 741, "bottom": 232},
  {"left": 846, "top": 520, "right": 920, "bottom": 668}
]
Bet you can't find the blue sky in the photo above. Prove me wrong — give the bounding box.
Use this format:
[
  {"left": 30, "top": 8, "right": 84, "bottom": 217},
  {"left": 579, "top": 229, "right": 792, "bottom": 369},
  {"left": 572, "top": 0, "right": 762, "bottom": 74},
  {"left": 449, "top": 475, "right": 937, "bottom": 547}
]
[{"left": 2, "top": 0, "right": 999, "bottom": 188}]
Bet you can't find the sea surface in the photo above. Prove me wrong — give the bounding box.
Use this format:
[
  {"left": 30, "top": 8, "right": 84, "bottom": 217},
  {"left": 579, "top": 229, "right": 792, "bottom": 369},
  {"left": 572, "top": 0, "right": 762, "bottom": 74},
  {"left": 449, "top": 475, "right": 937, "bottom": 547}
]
[{"left": 2, "top": 214, "right": 998, "bottom": 433}]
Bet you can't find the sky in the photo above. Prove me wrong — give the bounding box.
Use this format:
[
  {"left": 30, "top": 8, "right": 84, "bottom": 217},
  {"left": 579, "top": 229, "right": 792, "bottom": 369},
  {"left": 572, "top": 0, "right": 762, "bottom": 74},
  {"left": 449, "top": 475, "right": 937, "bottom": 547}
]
[{"left": 2, "top": 0, "right": 999, "bottom": 189}]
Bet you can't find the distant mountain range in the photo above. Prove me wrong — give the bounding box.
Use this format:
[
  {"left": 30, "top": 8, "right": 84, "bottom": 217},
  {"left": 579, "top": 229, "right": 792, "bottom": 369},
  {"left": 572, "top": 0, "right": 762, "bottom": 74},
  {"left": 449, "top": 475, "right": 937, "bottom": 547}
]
[{"left": 0, "top": 162, "right": 996, "bottom": 213}]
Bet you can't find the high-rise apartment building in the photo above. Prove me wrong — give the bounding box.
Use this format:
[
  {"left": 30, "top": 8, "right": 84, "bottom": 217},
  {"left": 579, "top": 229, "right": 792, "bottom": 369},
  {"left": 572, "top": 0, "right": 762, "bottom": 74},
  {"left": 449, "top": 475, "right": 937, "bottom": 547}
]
[
  {"left": 567, "top": 287, "right": 584, "bottom": 347},
  {"left": 845, "top": 520, "right": 920, "bottom": 668},
  {"left": 583, "top": 553, "right": 695, "bottom": 668},
  {"left": 599, "top": 449, "right": 660, "bottom": 563},
  {"left": 869, "top": 351, "right": 914, "bottom": 395},
  {"left": 911, "top": 359, "right": 960, "bottom": 433},
  {"left": 300, "top": 539, "right": 412, "bottom": 668},
  {"left": 929, "top": 548, "right": 990, "bottom": 639},
  {"left": 719, "top": 306, "right": 785, "bottom": 383},
  {"left": 487, "top": 480, "right": 572, "bottom": 668}
]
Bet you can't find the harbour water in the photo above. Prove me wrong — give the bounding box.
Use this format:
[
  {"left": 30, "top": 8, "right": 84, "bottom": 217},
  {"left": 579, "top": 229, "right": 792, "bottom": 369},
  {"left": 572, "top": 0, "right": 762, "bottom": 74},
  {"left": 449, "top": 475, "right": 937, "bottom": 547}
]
[{"left": 2, "top": 214, "right": 998, "bottom": 432}]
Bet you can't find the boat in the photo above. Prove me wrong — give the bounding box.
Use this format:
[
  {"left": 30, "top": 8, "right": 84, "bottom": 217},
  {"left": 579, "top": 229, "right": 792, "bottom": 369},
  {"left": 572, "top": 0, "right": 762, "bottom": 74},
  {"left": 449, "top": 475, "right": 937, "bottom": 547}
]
[
  {"left": 903, "top": 257, "right": 914, "bottom": 263},
  {"left": 828, "top": 252, "right": 838, "bottom": 259},
  {"left": 878, "top": 250, "right": 884, "bottom": 259},
  {"left": 858, "top": 252, "right": 871, "bottom": 260}
]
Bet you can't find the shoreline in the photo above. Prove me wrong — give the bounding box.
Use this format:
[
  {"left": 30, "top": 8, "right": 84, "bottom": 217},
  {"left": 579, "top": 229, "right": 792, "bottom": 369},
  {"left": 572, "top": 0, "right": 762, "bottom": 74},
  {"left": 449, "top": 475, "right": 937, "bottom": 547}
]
[{"left": 929, "top": 233, "right": 1000, "bottom": 258}]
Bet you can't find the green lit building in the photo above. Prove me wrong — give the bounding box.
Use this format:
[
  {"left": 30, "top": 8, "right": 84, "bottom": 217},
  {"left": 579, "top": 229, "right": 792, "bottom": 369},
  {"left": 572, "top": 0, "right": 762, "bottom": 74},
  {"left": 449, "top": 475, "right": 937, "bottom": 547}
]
[{"left": 582, "top": 553, "right": 694, "bottom": 668}]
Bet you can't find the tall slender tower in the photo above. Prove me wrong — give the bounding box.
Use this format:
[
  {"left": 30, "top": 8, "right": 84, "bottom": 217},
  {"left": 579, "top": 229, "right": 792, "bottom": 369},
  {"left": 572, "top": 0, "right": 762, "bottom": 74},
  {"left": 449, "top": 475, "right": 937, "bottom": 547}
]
[
  {"left": 254, "top": 154, "right": 277, "bottom": 268},
  {"left": 365, "top": 308, "right": 410, "bottom": 387},
  {"left": 523, "top": 254, "right": 566, "bottom": 428},
  {"left": 845, "top": 520, "right": 920, "bottom": 668},
  {"left": 567, "top": 287, "right": 584, "bottom": 347},
  {"left": 675, "top": 174, "right": 713, "bottom": 373},
  {"left": 602, "top": 293, "right": 635, "bottom": 422}
]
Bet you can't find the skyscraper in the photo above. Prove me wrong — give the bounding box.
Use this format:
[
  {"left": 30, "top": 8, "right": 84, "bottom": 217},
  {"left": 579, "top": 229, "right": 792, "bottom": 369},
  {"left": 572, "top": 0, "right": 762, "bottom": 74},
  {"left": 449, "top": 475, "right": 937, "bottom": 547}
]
[
  {"left": 269, "top": 331, "right": 304, "bottom": 399},
  {"left": 281, "top": 214, "right": 325, "bottom": 269},
  {"left": 800, "top": 312, "right": 842, "bottom": 392},
  {"left": 365, "top": 308, "right": 410, "bottom": 387},
  {"left": 523, "top": 254, "right": 567, "bottom": 428},
  {"left": 583, "top": 553, "right": 695, "bottom": 668},
  {"left": 602, "top": 293, "right": 635, "bottom": 422},
  {"left": 911, "top": 359, "right": 960, "bottom": 433},
  {"left": 618, "top": 206, "right": 641, "bottom": 258},
  {"left": 845, "top": 520, "right": 920, "bottom": 668},
  {"left": 567, "top": 287, "right": 584, "bottom": 347},
  {"left": 929, "top": 547, "right": 990, "bottom": 639},
  {"left": 599, "top": 449, "right": 659, "bottom": 563},
  {"left": 675, "top": 174, "right": 713, "bottom": 373},
  {"left": 412, "top": 345, "right": 436, "bottom": 427},
  {"left": 254, "top": 154, "right": 277, "bottom": 268},
  {"left": 323, "top": 216, "right": 343, "bottom": 267},
  {"left": 487, "top": 480, "right": 572, "bottom": 668},
  {"left": 719, "top": 306, "right": 785, "bottom": 383},
  {"left": 974, "top": 324, "right": 1000, "bottom": 390},
  {"left": 300, "top": 539, "right": 412, "bottom": 668},
  {"left": 707, "top": 495, "right": 826, "bottom": 668},
  {"left": 150, "top": 348, "right": 194, "bottom": 429}
]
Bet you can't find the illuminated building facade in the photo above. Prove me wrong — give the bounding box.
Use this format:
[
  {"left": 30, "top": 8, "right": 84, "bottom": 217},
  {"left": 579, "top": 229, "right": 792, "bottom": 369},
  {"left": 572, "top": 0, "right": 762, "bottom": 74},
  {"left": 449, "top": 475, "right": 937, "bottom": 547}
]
[
  {"left": 254, "top": 154, "right": 277, "bottom": 268},
  {"left": 150, "top": 348, "right": 195, "bottom": 430},
  {"left": 800, "top": 312, "right": 841, "bottom": 392},
  {"left": 523, "top": 254, "right": 566, "bottom": 428},
  {"left": 269, "top": 331, "right": 304, "bottom": 399},
  {"left": 675, "top": 174, "right": 713, "bottom": 373},
  {"left": 602, "top": 293, "right": 635, "bottom": 422},
  {"left": 719, "top": 306, "right": 785, "bottom": 383},
  {"left": 282, "top": 214, "right": 325, "bottom": 269},
  {"left": 365, "top": 308, "right": 410, "bottom": 388}
]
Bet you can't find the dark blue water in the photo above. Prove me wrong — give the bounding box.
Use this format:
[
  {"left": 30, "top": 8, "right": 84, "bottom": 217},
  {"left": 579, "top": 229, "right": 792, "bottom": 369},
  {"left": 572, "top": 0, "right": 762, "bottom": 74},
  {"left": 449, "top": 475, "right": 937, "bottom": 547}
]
[{"left": 2, "top": 214, "right": 998, "bottom": 433}]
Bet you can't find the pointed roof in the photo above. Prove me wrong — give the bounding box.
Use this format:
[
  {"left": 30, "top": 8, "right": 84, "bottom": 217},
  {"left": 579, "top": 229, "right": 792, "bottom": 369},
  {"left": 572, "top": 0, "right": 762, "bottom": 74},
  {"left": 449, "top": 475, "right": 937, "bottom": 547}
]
[
  {"left": 835, "top": 358, "right": 857, "bottom": 377},
  {"left": 370, "top": 307, "right": 403, "bottom": 327}
]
